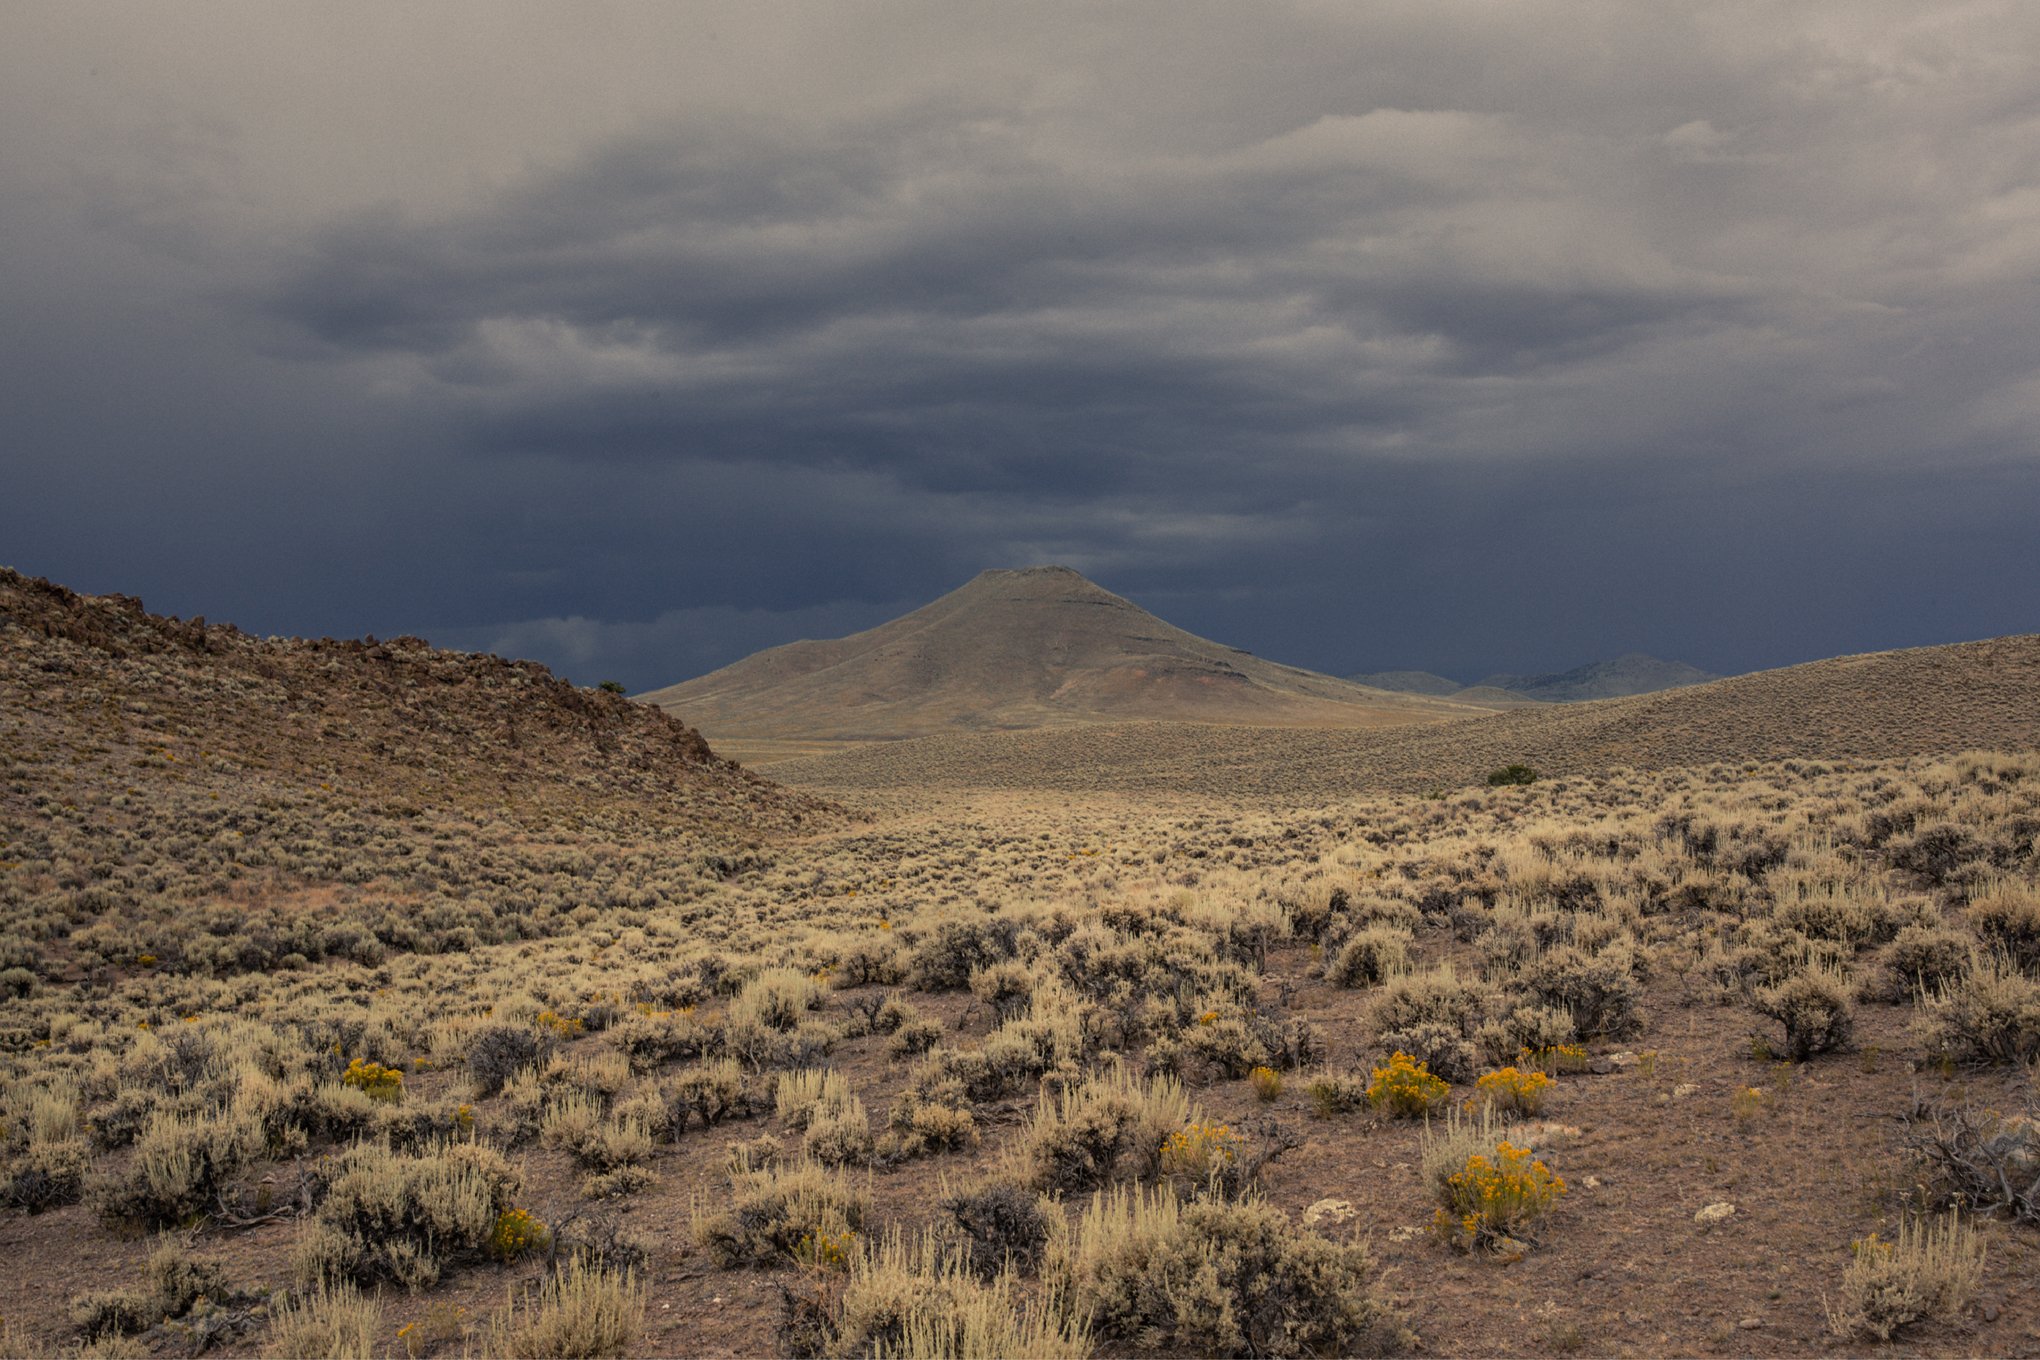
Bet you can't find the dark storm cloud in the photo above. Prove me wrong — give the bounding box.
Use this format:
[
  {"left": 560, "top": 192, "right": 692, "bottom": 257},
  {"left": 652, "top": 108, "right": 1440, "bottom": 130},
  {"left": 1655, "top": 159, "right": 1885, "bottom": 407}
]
[
  {"left": 259, "top": 97, "right": 1764, "bottom": 509},
  {"left": 4, "top": 3, "right": 2037, "bottom": 691}
]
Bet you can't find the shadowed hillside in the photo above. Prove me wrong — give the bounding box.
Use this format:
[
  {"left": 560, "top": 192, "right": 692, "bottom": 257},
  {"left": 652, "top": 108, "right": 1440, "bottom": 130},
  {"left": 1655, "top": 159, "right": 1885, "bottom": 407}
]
[
  {"left": 642, "top": 566, "right": 1477, "bottom": 761},
  {"left": 1476, "top": 652, "right": 1719, "bottom": 702},
  {"left": 1348, "top": 668, "right": 1466, "bottom": 696},
  {"left": 0, "top": 567, "right": 823, "bottom": 832},
  {"left": 1354, "top": 653, "right": 1718, "bottom": 703},
  {"left": 776, "top": 633, "right": 2040, "bottom": 799}
]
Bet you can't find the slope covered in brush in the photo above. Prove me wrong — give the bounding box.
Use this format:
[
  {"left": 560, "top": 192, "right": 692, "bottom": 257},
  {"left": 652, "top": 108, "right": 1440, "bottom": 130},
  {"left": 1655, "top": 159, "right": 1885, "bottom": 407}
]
[
  {"left": 0, "top": 567, "right": 825, "bottom": 829},
  {"left": 776, "top": 633, "right": 2040, "bottom": 798}
]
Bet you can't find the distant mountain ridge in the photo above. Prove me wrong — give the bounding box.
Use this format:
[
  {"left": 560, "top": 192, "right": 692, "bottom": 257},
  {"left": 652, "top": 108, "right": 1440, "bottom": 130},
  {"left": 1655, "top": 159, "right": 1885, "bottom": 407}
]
[
  {"left": 1476, "top": 652, "right": 1718, "bottom": 702},
  {"left": 642, "top": 566, "right": 1472, "bottom": 760},
  {"left": 1351, "top": 652, "right": 1718, "bottom": 703},
  {"left": 1348, "top": 669, "right": 1463, "bottom": 696}
]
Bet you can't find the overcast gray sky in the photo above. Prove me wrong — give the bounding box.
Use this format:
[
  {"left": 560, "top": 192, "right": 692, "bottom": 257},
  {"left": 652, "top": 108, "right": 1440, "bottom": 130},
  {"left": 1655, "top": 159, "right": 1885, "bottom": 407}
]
[{"left": 4, "top": 2, "right": 2036, "bottom": 689}]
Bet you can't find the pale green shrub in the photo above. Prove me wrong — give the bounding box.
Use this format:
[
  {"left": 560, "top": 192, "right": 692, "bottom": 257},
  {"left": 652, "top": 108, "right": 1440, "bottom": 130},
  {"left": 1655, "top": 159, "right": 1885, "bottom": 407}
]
[
  {"left": 776, "top": 1068, "right": 854, "bottom": 1132},
  {"left": 878, "top": 1083, "right": 977, "bottom": 1163},
  {"left": 295, "top": 1141, "right": 520, "bottom": 1289},
  {"left": 1825, "top": 1214, "right": 1984, "bottom": 1341},
  {"left": 1005, "top": 1068, "right": 1188, "bottom": 1194},
  {"left": 1884, "top": 926, "right": 1975, "bottom": 996},
  {"left": 690, "top": 1157, "right": 869, "bottom": 1268},
  {"left": 1970, "top": 882, "right": 2040, "bottom": 974},
  {"left": 1304, "top": 1070, "right": 1368, "bottom": 1117},
  {"left": 731, "top": 968, "right": 825, "bottom": 1032},
  {"left": 1913, "top": 960, "right": 2040, "bottom": 1066},
  {"left": 89, "top": 1107, "right": 261, "bottom": 1227},
  {"left": 806, "top": 1092, "right": 875, "bottom": 1168},
  {"left": 70, "top": 1237, "right": 229, "bottom": 1341},
  {"left": 662, "top": 1057, "right": 754, "bottom": 1130},
  {"left": 1369, "top": 967, "right": 1489, "bottom": 1082},
  {"left": 1517, "top": 945, "right": 1643, "bottom": 1040},
  {"left": 1754, "top": 967, "right": 1855, "bottom": 1060},
  {"left": 1046, "top": 1186, "right": 1405, "bottom": 1357},
  {"left": 808, "top": 1232, "right": 1086, "bottom": 1359},
  {"left": 1324, "top": 926, "right": 1412, "bottom": 987},
  {"left": 486, "top": 1259, "right": 645, "bottom": 1359},
  {"left": 268, "top": 1281, "right": 380, "bottom": 1359}
]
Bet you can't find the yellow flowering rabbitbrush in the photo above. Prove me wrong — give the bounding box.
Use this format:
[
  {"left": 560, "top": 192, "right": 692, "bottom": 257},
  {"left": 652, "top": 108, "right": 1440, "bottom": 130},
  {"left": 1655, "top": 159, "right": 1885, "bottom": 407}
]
[
  {"left": 535, "top": 1010, "right": 585, "bottom": 1038},
  {"left": 340, "top": 1058, "right": 404, "bottom": 1102},
  {"left": 794, "top": 1228, "right": 858, "bottom": 1270},
  {"left": 1475, "top": 1066, "right": 1550, "bottom": 1116},
  {"left": 1433, "top": 1141, "right": 1565, "bottom": 1252},
  {"left": 1368, "top": 1052, "right": 1449, "bottom": 1118},
  {"left": 1159, "top": 1122, "right": 1243, "bottom": 1179},
  {"left": 1248, "top": 1066, "right": 1282, "bottom": 1102},
  {"left": 489, "top": 1207, "right": 550, "bottom": 1262}
]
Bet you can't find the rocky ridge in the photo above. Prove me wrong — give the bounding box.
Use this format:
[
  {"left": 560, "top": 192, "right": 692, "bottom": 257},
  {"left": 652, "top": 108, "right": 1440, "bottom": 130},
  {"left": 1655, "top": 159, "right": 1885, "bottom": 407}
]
[{"left": 0, "top": 568, "right": 825, "bottom": 832}]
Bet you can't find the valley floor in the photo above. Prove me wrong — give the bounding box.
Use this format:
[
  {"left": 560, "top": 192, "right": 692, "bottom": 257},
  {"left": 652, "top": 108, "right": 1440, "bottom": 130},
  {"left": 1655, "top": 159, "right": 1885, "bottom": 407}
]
[{"left": 4, "top": 754, "right": 2040, "bottom": 1358}]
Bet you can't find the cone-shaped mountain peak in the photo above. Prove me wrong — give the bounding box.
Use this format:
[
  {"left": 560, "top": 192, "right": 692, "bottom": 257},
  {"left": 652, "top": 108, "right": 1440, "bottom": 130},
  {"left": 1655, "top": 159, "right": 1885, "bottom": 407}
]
[{"left": 639, "top": 567, "right": 1469, "bottom": 761}]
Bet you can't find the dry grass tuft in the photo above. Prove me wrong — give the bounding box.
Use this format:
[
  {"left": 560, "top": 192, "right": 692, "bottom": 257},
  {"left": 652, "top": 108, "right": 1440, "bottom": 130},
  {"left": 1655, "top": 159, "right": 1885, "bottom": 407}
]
[
  {"left": 267, "top": 1281, "right": 381, "bottom": 1359},
  {"left": 800, "top": 1230, "right": 1088, "bottom": 1359},
  {"left": 485, "top": 1259, "right": 645, "bottom": 1359},
  {"left": 1825, "top": 1214, "right": 1985, "bottom": 1342}
]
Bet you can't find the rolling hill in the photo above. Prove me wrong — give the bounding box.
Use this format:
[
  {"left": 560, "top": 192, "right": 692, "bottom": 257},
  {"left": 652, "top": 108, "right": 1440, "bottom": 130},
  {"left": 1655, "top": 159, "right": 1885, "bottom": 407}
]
[
  {"left": 774, "top": 632, "right": 2040, "bottom": 800},
  {"left": 641, "top": 566, "right": 1478, "bottom": 763},
  {"left": 0, "top": 567, "right": 824, "bottom": 833}
]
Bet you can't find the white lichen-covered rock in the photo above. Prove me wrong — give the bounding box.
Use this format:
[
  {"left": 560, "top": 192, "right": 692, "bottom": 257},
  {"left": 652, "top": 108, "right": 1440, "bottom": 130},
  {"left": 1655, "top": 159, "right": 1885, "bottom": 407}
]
[
  {"left": 1302, "top": 1197, "right": 1357, "bottom": 1228},
  {"left": 1513, "top": 1121, "right": 1582, "bottom": 1150}
]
